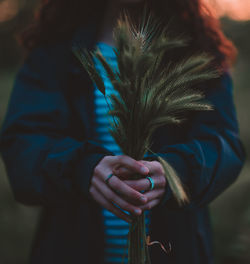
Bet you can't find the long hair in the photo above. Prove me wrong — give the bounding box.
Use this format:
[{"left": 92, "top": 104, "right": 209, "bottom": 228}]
[{"left": 19, "top": 0, "right": 237, "bottom": 69}]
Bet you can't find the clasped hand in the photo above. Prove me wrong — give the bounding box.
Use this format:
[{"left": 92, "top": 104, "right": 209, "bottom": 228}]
[{"left": 89, "top": 155, "right": 166, "bottom": 223}]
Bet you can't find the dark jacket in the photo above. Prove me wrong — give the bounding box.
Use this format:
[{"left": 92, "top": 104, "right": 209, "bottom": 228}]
[{"left": 0, "top": 21, "right": 245, "bottom": 264}]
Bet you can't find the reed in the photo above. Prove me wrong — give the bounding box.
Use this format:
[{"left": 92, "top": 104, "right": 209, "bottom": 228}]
[{"left": 73, "top": 7, "right": 219, "bottom": 264}]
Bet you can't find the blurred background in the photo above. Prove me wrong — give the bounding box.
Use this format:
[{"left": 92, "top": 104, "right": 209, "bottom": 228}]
[{"left": 0, "top": 0, "right": 249, "bottom": 263}]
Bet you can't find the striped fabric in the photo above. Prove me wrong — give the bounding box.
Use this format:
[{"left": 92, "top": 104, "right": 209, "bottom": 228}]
[{"left": 93, "top": 42, "right": 151, "bottom": 264}]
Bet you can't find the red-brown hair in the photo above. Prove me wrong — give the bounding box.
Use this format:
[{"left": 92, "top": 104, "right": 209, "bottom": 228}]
[{"left": 19, "top": 0, "right": 237, "bottom": 69}]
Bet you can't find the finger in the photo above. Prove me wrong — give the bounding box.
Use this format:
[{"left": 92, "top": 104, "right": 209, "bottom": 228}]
[
  {"left": 107, "top": 175, "right": 148, "bottom": 205},
  {"left": 112, "top": 166, "right": 134, "bottom": 180},
  {"left": 93, "top": 177, "right": 143, "bottom": 216},
  {"left": 144, "top": 189, "right": 165, "bottom": 202},
  {"left": 139, "top": 198, "right": 161, "bottom": 211},
  {"left": 90, "top": 186, "right": 132, "bottom": 223},
  {"left": 139, "top": 160, "right": 164, "bottom": 175},
  {"left": 123, "top": 178, "right": 150, "bottom": 191},
  {"left": 112, "top": 155, "right": 149, "bottom": 175},
  {"left": 124, "top": 175, "right": 166, "bottom": 191}
]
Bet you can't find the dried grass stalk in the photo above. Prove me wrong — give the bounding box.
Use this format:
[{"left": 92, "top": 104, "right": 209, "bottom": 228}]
[{"left": 73, "top": 6, "right": 219, "bottom": 264}]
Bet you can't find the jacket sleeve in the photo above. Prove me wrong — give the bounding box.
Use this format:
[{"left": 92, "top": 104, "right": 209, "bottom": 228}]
[
  {"left": 0, "top": 45, "right": 113, "bottom": 207},
  {"left": 147, "top": 72, "right": 246, "bottom": 210}
]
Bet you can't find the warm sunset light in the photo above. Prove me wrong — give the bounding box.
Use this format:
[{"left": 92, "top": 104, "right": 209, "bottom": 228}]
[
  {"left": 0, "top": 0, "right": 250, "bottom": 23},
  {"left": 0, "top": 0, "right": 19, "bottom": 22},
  {"left": 0, "top": 0, "right": 26, "bottom": 23},
  {"left": 205, "top": 0, "right": 250, "bottom": 21}
]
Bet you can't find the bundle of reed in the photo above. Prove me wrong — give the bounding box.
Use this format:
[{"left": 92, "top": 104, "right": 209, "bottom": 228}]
[{"left": 73, "top": 7, "right": 219, "bottom": 264}]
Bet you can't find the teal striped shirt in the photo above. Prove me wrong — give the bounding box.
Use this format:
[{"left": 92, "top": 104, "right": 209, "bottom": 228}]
[{"left": 93, "top": 42, "right": 151, "bottom": 264}]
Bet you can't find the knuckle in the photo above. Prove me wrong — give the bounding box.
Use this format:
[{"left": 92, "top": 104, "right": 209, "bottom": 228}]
[
  {"left": 103, "top": 155, "right": 112, "bottom": 162},
  {"left": 90, "top": 176, "right": 97, "bottom": 186},
  {"left": 117, "top": 155, "right": 124, "bottom": 163},
  {"left": 89, "top": 186, "right": 95, "bottom": 195},
  {"left": 134, "top": 161, "right": 141, "bottom": 169},
  {"left": 151, "top": 160, "right": 159, "bottom": 167},
  {"left": 110, "top": 177, "right": 119, "bottom": 189},
  {"left": 159, "top": 177, "right": 166, "bottom": 187},
  {"left": 160, "top": 167, "right": 165, "bottom": 175},
  {"left": 101, "top": 156, "right": 107, "bottom": 162},
  {"left": 100, "top": 156, "right": 108, "bottom": 164},
  {"left": 103, "top": 155, "right": 114, "bottom": 165},
  {"left": 94, "top": 165, "right": 102, "bottom": 176},
  {"left": 119, "top": 155, "right": 133, "bottom": 166},
  {"left": 156, "top": 164, "right": 164, "bottom": 174}
]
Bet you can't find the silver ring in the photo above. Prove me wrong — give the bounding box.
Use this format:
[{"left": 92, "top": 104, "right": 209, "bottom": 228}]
[
  {"left": 105, "top": 173, "right": 113, "bottom": 186},
  {"left": 146, "top": 176, "right": 154, "bottom": 191}
]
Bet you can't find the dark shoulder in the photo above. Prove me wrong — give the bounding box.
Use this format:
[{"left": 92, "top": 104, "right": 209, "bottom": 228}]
[
  {"left": 23, "top": 39, "right": 73, "bottom": 74},
  {"left": 22, "top": 23, "right": 95, "bottom": 77}
]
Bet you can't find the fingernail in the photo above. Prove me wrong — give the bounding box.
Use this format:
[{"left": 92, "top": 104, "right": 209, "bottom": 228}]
[
  {"left": 134, "top": 209, "right": 142, "bottom": 215},
  {"left": 140, "top": 196, "right": 147, "bottom": 203},
  {"left": 141, "top": 166, "right": 149, "bottom": 174}
]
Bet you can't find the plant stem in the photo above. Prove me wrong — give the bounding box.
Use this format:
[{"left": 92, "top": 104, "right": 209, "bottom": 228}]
[
  {"left": 104, "top": 95, "right": 119, "bottom": 130},
  {"left": 128, "top": 212, "right": 151, "bottom": 264}
]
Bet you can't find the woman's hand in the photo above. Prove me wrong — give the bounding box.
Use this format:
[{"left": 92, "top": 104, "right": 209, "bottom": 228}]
[
  {"left": 89, "top": 155, "right": 149, "bottom": 223},
  {"left": 114, "top": 160, "right": 167, "bottom": 211}
]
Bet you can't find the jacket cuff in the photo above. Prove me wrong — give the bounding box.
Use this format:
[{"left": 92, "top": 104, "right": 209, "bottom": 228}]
[
  {"left": 74, "top": 152, "right": 109, "bottom": 203},
  {"left": 73, "top": 140, "right": 114, "bottom": 203},
  {"left": 42, "top": 138, "right": 113, "bottom": 205}
]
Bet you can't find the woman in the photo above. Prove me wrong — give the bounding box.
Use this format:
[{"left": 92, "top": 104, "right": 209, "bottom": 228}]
[{"left": 0, "top": 0, "right": 245, "bottom": 263}]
